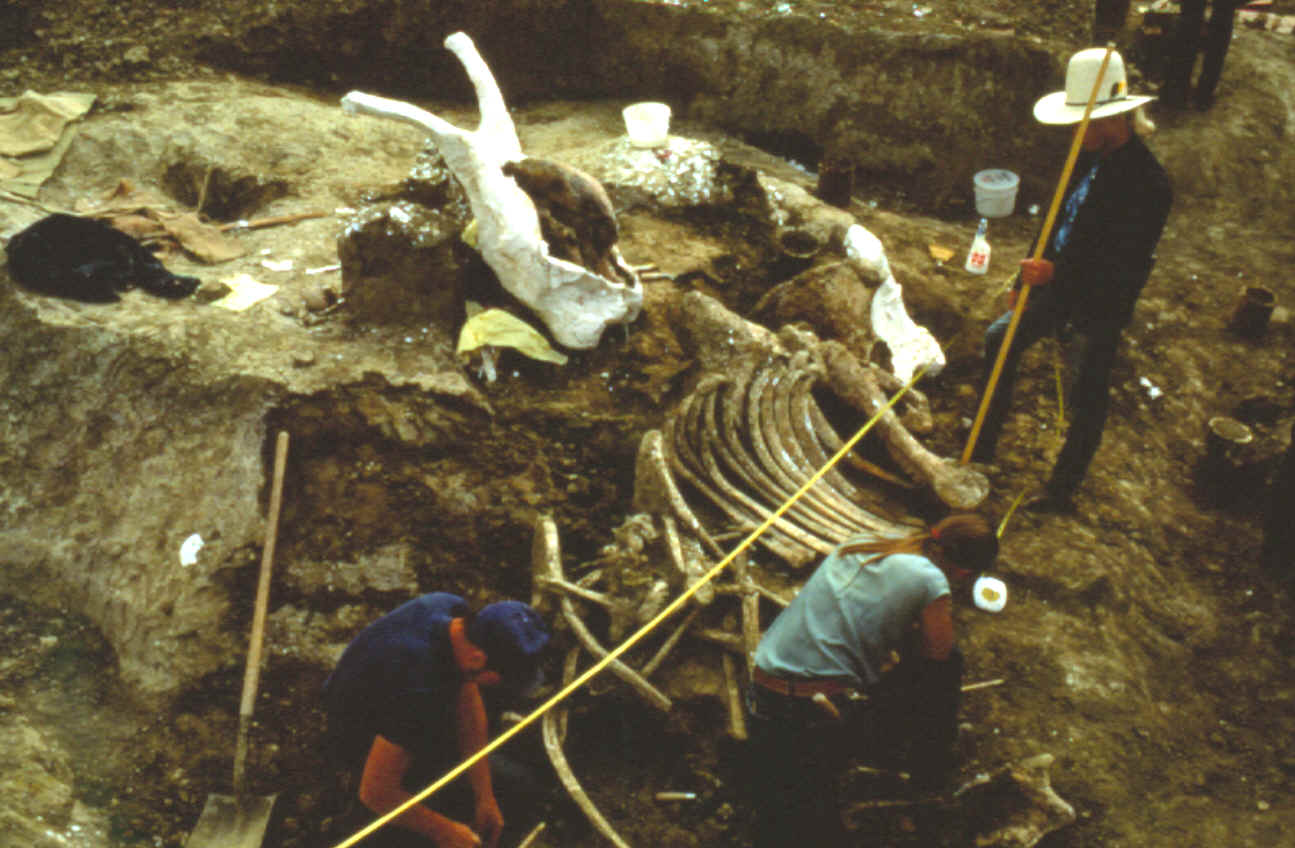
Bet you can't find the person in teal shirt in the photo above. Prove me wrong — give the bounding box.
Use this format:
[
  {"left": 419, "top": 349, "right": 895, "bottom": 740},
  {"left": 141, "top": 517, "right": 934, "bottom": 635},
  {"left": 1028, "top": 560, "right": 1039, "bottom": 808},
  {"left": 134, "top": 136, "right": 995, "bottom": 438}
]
[{"left": 747, "top": 513, "right": 998, "bottom": 847}]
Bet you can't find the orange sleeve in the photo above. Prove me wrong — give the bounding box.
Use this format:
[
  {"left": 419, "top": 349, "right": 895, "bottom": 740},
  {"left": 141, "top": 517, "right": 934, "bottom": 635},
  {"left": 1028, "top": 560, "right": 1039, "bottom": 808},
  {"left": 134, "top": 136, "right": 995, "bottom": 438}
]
[
  {"left": 357, "top": 734, "right": 475, "bottom": 845},
  {"left": 456, "top": 681, "right": 496, "bottom": 805}
]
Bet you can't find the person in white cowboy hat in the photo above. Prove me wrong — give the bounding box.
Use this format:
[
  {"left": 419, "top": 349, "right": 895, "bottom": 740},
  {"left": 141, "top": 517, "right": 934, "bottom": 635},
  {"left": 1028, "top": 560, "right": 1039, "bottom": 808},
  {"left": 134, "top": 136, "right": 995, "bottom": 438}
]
[{"left": 971, "top": 47, "right": 1172, "bottom": 514}]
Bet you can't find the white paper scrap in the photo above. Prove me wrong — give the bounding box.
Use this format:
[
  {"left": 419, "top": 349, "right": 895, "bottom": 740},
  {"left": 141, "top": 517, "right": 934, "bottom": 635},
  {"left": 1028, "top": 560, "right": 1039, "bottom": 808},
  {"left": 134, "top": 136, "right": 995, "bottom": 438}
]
[
  {"left": 211, "top": 273, "right": 279, "bottom": 311},
  {"left": 179, "top": 533, "right": 204, "bottom": 567}
]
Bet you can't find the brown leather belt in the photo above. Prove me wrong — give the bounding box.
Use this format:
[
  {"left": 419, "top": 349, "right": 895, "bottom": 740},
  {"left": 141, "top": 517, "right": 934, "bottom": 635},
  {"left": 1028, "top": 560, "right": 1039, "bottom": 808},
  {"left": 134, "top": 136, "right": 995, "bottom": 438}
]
[{"left": 753, "top": 667, "right": 851, "bottom": 698}]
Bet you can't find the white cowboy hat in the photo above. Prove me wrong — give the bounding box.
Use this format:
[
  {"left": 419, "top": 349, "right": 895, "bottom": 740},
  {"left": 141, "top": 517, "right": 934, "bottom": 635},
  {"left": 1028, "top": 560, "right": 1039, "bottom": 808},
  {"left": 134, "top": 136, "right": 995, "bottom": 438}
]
[{"left": 1033, "top": 47, "right": 1155, "bottom": 125}]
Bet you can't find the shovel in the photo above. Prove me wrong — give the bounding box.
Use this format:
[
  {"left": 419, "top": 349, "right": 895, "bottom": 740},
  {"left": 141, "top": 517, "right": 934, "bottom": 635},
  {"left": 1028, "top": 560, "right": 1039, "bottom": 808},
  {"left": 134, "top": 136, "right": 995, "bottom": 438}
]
[{"left": 186, "top": 430, "right": 290, "bottom": 848}]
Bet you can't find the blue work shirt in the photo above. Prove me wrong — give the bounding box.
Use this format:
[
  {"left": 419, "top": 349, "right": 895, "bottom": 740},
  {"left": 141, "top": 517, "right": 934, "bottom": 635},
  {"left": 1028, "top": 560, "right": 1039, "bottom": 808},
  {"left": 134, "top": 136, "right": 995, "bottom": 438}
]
[
  {"left": 322, "top": 593, "right": 468, "bottom": 775},
  {"left": 754, "top": 551, "right": 950, "bottom": 689}
]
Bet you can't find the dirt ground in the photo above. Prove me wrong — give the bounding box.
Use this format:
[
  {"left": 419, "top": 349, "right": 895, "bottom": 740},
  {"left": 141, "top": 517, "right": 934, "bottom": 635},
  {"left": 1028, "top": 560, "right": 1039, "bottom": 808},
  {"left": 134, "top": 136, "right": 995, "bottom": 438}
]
[{"left": 2, "top": 2, "right": 1294, "bottom": 848}]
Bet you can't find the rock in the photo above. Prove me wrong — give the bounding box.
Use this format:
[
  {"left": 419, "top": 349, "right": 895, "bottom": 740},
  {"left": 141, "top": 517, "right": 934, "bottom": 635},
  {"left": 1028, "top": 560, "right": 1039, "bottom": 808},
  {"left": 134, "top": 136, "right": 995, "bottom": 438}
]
[{"left": 0, "top": 717, "right": 76, "bottom": 844}]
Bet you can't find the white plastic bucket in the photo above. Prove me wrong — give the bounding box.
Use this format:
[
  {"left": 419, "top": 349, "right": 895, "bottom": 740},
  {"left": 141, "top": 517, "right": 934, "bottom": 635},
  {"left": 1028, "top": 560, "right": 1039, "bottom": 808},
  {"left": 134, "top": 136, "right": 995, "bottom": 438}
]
[
  {"left": 973, "top": 169, "right": 1019, "bottom": 218},
  {"left": 623, "top": 102, "right": 672, "bottom": 148}
]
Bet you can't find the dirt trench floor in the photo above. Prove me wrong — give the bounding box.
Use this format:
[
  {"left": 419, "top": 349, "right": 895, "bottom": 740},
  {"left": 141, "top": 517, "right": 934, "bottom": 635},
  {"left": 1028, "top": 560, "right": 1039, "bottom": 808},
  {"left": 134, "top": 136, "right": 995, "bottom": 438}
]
[{"left": 2, "top": 4, "right": 1295, "bottom": 848}]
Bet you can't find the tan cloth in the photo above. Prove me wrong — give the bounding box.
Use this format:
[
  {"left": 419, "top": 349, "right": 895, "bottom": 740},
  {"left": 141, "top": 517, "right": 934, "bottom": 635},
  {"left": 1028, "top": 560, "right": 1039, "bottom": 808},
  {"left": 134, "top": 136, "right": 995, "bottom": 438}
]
[
  {"left": 0, "top": 91, "right": 96, "bottom": 156},
  {"left": 0, "top": 91, "right": 96, "bottom": 197}
]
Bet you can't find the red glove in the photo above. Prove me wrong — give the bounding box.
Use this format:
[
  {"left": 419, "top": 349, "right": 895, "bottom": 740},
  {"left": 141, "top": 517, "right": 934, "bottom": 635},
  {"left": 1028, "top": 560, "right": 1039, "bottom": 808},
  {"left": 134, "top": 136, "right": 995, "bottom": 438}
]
[{"left": 1018, "top": 258, "right": 1054, "bottom": 287}]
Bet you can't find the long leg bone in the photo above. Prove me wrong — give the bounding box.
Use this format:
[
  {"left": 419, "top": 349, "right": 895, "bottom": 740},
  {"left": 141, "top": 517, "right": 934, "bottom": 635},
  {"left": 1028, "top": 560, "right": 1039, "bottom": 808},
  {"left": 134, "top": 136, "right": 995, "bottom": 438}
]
[{"left": 818, "top": 341, "right": 989, "bottom": 510}]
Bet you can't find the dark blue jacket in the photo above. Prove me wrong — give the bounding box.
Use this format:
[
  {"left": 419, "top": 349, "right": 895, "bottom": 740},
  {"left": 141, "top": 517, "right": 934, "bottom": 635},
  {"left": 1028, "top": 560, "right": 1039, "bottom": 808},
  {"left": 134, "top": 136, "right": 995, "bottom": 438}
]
[
  {"left": 322, "top": 593, "right": 468, "bottom": 778},
  {"left": 1031, "top": 134, "right": 1172, "bottom": 332}
]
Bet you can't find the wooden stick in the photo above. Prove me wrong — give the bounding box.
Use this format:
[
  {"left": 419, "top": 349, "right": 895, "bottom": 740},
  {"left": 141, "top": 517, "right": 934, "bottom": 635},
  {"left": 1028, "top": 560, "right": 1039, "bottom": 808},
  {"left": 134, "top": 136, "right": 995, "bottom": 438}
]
[
  {"left": 219, "top": 210, "right": 329, "bottom": 231},
  {"left": 516, "top": 822, "right": 546, "bottom": 848},
  {"left": 961, "top": 44, "right": 1118, "bottom": 464},
  {"left": 196, "top": 164, "right": 214, "bottom": 218},
  {"left": 847, "top": 798, "right": 925, "bottom": 810},
  {"left": 232, "top": 430, "right": 289, "bottom": 796},
  {"left": 853, "top": 765, "right": 910, "bottom": 781},
  {"left": 961, "top": 677, "right": 1006, "bottom": 692}
]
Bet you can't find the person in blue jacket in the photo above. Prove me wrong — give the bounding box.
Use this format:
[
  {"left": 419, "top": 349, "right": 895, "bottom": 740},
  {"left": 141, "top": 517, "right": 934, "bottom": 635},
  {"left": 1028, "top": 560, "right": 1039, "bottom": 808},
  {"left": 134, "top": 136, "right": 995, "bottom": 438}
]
[
  {"left": 747, "top": 513, "right": 998, "bottom": 847},
  {"left": 972, "top": 48, "right": 1172, "bottom": 513},
  {"left": 323, "top": 593, "right": 549, "bottom": 848}
]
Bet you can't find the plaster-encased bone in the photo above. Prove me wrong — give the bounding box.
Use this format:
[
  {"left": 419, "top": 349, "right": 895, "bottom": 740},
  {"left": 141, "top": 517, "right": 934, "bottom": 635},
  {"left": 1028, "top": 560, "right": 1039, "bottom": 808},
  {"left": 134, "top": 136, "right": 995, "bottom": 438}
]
[
  {"left": 341, "top": 32, "right": 641, "bottom": 350},
  {"left": 844, "top": 223, "right": 947, "bottom": 382}
]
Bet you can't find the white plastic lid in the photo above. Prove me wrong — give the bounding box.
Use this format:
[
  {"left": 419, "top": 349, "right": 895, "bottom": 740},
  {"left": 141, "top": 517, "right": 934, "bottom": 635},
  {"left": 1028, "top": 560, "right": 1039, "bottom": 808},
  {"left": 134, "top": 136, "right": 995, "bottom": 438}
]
[{"left": 973, "top": 575, "right": 1008, "bottom": 613}]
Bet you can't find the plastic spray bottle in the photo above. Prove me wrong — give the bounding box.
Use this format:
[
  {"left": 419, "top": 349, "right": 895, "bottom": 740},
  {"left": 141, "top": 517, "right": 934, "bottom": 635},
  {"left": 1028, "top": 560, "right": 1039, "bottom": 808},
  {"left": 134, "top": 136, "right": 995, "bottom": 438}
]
[{"left": 964, "top": 217, "right": 991, "bottom": 275}]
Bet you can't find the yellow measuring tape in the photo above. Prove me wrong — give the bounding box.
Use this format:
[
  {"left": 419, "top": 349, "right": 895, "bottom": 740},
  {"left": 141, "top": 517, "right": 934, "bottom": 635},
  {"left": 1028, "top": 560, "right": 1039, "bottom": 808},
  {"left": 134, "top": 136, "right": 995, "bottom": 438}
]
[{"left": 331, "top": 364, "right": 928, "bottom": 848}]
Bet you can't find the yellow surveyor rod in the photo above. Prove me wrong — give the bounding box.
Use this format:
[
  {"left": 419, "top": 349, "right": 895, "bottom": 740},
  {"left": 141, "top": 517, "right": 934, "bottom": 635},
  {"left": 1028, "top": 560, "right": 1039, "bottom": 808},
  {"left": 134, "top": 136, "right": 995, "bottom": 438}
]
[{"left": 331, "top": 365, "right": 929, "bottom": 848}]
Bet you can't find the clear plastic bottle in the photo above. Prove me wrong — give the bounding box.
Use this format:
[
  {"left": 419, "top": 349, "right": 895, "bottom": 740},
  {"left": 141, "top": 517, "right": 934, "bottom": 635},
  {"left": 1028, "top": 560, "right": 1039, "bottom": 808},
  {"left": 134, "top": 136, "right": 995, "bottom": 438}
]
[{"left": 964, "top": 218, "right": 991, "bottom": 275}]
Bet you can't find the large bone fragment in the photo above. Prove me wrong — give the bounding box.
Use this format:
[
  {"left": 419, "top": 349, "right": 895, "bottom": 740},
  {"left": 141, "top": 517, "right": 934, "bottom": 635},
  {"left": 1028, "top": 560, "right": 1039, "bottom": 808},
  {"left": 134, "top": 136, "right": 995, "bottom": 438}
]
[
  {"left": 341, "top": 32, "right": 641, "bottom": 350},
  {"left": 819, "top": 341, "right": 989, "bottom": 510},
  {"left": 660, "top": 515, "right": 715, "bottom": 606},
  {"left": 844, "top": 224, "right": 945, "bottom": 382}
]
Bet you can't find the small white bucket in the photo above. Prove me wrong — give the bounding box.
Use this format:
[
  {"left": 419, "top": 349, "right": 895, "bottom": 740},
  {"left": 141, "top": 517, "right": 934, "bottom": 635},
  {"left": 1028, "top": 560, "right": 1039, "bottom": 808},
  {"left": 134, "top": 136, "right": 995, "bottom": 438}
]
[
  {"left": 623, "top": 102, "right": 672, "bottom": 148},
  {"left": 973, "top": 169, "right": 1019, "bottom": 218}
]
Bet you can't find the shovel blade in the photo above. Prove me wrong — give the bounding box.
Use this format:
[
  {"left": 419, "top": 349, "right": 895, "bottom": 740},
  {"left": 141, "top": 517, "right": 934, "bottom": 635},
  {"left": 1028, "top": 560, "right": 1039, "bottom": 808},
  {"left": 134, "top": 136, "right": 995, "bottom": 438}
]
[{"left": 185, "top": 792, "right": 278, "bottom": 848}]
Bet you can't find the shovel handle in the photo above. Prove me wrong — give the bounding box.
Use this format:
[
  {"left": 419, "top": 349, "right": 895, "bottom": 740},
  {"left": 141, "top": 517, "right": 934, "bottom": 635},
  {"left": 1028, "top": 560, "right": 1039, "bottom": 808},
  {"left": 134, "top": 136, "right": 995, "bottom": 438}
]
[{"left": 233, "top": 430, "right": 290, "bottom": 793}]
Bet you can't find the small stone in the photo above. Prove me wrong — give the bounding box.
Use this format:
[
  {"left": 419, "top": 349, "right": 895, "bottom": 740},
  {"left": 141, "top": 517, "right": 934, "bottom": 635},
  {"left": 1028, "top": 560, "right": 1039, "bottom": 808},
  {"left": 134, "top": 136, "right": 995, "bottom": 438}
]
[
  {"left": 291, "top": 351, "right": 317, "bottom": 368},
  {"left": 301, "top": 283, "right": 336, "bottom": 312},
  {"left": 1256, "top": 800, "right": 1270, "bottom": 812},
  {"left": 193, "top": 279, "right": 233, "bottom": 303},
  {"left": 123, "top": 45, "right": 150, "bottom": 66}
]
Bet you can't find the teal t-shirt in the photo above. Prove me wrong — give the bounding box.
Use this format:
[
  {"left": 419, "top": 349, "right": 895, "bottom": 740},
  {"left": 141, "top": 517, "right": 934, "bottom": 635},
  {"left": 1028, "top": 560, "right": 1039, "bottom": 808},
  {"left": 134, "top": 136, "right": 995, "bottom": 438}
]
[{"left": 754, "top": 549, "right": 950, "bottom": 688}]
